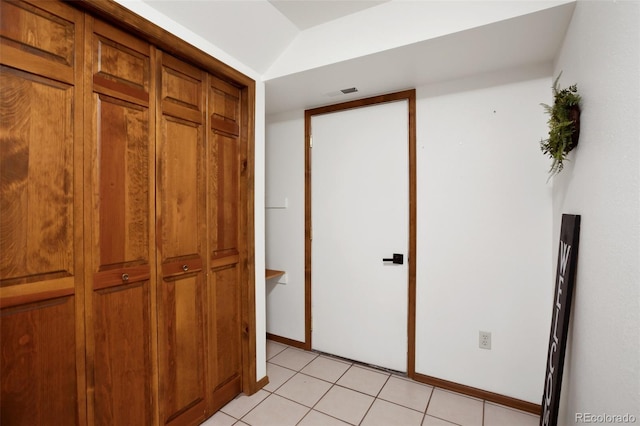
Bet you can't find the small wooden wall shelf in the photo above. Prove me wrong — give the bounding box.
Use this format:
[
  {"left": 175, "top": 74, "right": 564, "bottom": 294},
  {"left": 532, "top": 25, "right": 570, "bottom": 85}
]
[{"left": 265, "top": 269, "right": 285, "bottom": 280}]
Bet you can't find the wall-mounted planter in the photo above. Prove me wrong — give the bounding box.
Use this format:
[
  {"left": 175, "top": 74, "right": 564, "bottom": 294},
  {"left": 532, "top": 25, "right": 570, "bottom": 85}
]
[
  {"left": 540, "top": 73, "right": 582, "bottom": 177},
  {"left": 568, "top": 104, "right": 581, "bottom": 150}
]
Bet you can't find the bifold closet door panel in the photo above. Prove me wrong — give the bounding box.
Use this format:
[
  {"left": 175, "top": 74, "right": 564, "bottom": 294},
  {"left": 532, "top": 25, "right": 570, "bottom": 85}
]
[
  {"left": 207, "top": 76, "right": 243, "bottom": 412},
  {"left": 0, "top": 1, "right": 85, "bottom": 425},
  {"left": 86, "top": 18, "right": 156, "bottom": 426},
  {"left": 156, "top": 52, "right": 208, "bottom": 426}
]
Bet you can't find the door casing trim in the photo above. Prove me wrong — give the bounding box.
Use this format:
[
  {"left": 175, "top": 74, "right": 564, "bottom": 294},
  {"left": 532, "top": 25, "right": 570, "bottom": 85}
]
[{"left": 304, "top": 89, "right": 417, "bottom": 377}]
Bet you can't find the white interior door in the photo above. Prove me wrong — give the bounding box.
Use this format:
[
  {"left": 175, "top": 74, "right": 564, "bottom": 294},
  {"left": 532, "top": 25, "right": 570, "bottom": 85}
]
[{"left": 311, "top": 100, "right": 409, "bottom": 372}]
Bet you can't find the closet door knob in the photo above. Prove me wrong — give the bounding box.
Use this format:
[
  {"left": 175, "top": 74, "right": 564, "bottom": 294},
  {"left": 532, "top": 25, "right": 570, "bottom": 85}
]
[
  {"left": 122, "top": 273, "right": 129, "bottom": 281},
  {"left": 182, "top": 264, "right": 189, "bottom": 272}
]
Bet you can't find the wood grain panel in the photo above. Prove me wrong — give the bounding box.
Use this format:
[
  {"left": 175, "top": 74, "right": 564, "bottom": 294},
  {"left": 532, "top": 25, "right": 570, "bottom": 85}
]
[
  {"left": 211, "top": 250, "right": 239, "bottom": 269},
  {"left": 206, "top": 75, "right": 244, "bottom": 414},
  {"left": 209, "top": 134, "right": 238, "bottom": 255},
  {"left": 93, "top": 281, "right": 153, "bottom": 426},
  {"left": 94, "top": 94, "right": 149, "bottom": 269},
  {"left": 0, "top": 0, "right": 75, "bottom": 66},
  {"left": 0, "top": 66, "right": 74, "bottom": 284},
  {"left": 93, "top": 27, "right": 149, "bottom": 97},
  {"left": 158, "top": 116, "right": 202, "bottom": 260},
  {"left": 0, "top": 276, "right": 74, "bottom": 308},
  {"left": 1, "top": 2, "right": 257, "bottom": 425},
  {"left": 162, "top": 55, "right": 202, "bottom": 115},
  {"left": 85, "top": 17, "right": 155, "bottom": 426},
  {"left": 95, "top": 37, "right": 149, "bottom": 86},
  {"left": 93, "top": 265, "right": 150, "bottom": 291},
  {"left": 161, "top": 256, "right": 203, "bottom": 281},
  {"left": 159, "top": 275, "right": 206, "bottom": 425},
  {"left": 93, "top": 74, "right": 149, "bottom": 104},
  {"left": 1, "top": 296, "right": 77, "bottom": 425},
  {"left": 69, "top": 1, "right": 258, "bottom": 406},
  {"left": 157, "top": 52, "right": 207, "bottom": 426},
  {"left": 208, "top": 264, "right": 241, "bottom": 412},
  {"left": 1, "top": 2, "right": 85, "bottom": 423},
  {"left": 210, "top": 79, "right": 240, "bottom": 137},
  {"left": 72, "top": 0, "right": 258, "bottom": 408}
]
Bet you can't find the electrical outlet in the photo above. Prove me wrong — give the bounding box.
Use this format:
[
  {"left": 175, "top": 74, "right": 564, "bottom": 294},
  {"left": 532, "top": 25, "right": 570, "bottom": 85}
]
[{"left": 479, "top": 331, "right": 492, "bottom": 350}]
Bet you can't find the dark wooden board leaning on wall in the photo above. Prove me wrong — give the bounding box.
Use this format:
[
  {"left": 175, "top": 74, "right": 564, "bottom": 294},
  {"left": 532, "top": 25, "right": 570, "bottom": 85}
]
[{"left": 540, "top": 214, "right": 581, "bottom": 426}]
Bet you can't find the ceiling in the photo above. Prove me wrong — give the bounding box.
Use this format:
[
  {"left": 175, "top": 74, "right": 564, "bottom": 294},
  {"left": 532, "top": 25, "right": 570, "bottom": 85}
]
[
  {"left": 138, "top": 0, "right": 576, "bottom": 116},
  {"left": 269, "top": 0, "right": 389, "bottom": 30},
  {"left": 138, "top": 0, "right": 390, "bottom": 77},
  {"left": 265, "top": 3, "right": 576, "bottom": 115}
]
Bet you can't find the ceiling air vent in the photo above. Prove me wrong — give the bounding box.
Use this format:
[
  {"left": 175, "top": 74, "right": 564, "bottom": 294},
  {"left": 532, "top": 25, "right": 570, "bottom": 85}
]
[{"left": 340, "top": 87, "right": 358, "bottom": 94}]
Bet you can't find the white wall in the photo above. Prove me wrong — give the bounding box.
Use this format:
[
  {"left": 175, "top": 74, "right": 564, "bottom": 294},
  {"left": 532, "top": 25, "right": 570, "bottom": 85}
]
[
  {"left": 265, "top": 69, "right": 555, "bottom": 403},
  {"left": 415, "top": 74, "right": 553, "bottom": 403},
  {"left": 551, "top": 1, "right": 640, "bottom": 423},
  {"left": 265, "top": 111, "right": 306, "bottom": 341},
  {"left": 114, "top": 0, "right": 267, "bottom": 382}
]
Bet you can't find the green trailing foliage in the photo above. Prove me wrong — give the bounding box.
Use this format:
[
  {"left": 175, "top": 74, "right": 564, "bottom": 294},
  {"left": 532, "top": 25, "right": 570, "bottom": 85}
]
[{"left": 540, "top": 72, "right": 581, "bottom": 177}]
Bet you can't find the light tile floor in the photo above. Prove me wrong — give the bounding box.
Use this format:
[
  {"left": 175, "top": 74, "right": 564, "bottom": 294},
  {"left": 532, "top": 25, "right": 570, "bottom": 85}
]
[{"left": 202, "top": 340, "right": 540, "bottom": 426}]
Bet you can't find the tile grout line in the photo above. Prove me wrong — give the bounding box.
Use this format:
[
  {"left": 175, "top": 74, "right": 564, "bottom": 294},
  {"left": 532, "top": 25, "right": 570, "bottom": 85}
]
[
  {"left": 226, "top": 344, "right": 309, "bottom": 425},
  {"left": 270, "top": 344, "right": 430, "bottom": 425},
  {"left": 374, "top": 382, "right": 433, "bottom": 414},
  {"left": 354, "top": 371, "right": 393, "bottom": 426},
  {"left": 267, "top": 346, "right": 355, "bottom": 426},
  {"left": 260, "top": 343, "right": 529, "bottom": 426},
  {"left": 300, "top": 359, "right": 357, "bottom": 426},
  {"left": 419, "top": 384, "right": 436, "bottom": 426},
  {"left": 294, "top": 358, "right": 384, "bottom": 425},
  {"left": 262, "top": 348, "right": 322, "bottom": 424},
  {"left": 482, "top": 399, "right": 486, "bottom": 426}
]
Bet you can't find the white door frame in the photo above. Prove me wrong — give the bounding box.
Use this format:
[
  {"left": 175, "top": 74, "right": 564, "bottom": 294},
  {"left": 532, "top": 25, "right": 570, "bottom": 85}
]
[{"left": 304, "top": 90, "right": 417, "bottom": 377}]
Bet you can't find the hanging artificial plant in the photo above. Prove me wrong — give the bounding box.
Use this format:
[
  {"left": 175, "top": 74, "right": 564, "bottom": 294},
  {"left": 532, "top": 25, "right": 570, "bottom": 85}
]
[{"left": 540, "top": 72, "right": 582, "bottom": 177}]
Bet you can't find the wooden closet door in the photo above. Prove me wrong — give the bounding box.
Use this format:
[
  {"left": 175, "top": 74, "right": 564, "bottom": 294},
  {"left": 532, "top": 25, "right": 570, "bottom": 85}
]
[
  {"left": 0, "top": 1, "right": 85, "bottom": 425},
  {"left": 85, "top": 18, "right": 156, "bottom": 426},
  {"left": 207, "top": 76, "right": 243, "bottom": 413},
  {"left": 156, "top": 52, "right": 208, "bottom": 426}
]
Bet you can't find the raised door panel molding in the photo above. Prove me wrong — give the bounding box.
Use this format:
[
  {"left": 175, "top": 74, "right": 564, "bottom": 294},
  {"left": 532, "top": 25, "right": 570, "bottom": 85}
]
[
  {"left": 0, "top": 68, "right": 75, "bottom": 284},
  {"left": 207, "top": 75, "right": 243, "bottom": 414},
  {"left": 0, "top": 1, "right": 85, "bottom": 423},
  {"left": 210, "top": 78, "right": 240, "bottom": 137},
  {"left": 93, "top": 281, "right": 154, "bottom": 425},
  {"left": 207, "top": 264, "right": 242, "bottom": 413},
  {"left": 0, "top": 296, "right": 78, "bottom": 425},
  {"left": 157, "top": 52, "right": 207, "bottom": 426},
  {"left": 158, "top": 274, "right": 207, "bottom": 426},
  {"left": 208, "top": 77, "right": 240, "bottom": 257},
  {"left": 94, "top": 94, "right": 150, "bottom": 270},
  {"left": 91, "top": 18, "right": 150, "bottom": 105},
  {"left": 0, "top": 0, "right": 77, "bottom": 84},
  {"left": 161, "top": 53, "right": 203, "bottom": 124},
  {"left": 86, "top": 16, "right": 156, "bottom": 426},
  {"left": 157, "top": 116, "right": 203, "bottom": 259}
]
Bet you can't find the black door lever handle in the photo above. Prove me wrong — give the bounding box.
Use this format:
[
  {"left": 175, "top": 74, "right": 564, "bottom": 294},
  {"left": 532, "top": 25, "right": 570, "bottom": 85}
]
[{"left": 382, "top": 253, "right": 404, "bottom": 264}]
